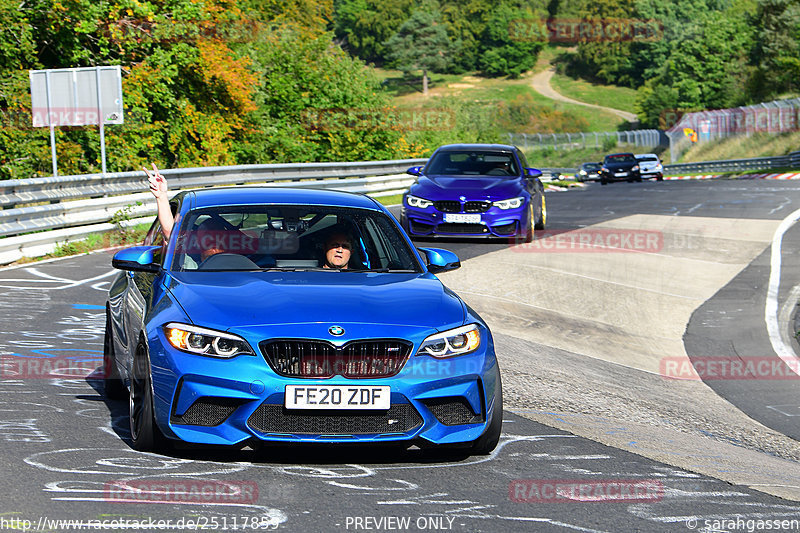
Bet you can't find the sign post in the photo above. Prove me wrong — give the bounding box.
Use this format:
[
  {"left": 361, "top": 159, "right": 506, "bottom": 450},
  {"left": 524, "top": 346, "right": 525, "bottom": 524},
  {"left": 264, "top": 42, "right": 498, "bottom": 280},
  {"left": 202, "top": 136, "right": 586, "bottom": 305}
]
[{"left": 29, "top": 66, "right": 124, "bottom": 176}]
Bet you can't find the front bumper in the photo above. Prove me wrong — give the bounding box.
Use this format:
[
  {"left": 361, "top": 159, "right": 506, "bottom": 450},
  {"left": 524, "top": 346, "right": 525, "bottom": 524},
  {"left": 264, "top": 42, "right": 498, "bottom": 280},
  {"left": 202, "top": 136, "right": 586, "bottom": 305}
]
[
  {"left": 403, "top": 205, "right": 526, "bottom": 238},
  {"left": 640, "top": 170, "right": 663, "bottom": 179},
  {"left": 147, "top": 325, "right": 500, "bottom": 447},
  {"left": 601, "top": 170, "right": 639, "bottom": 181}
]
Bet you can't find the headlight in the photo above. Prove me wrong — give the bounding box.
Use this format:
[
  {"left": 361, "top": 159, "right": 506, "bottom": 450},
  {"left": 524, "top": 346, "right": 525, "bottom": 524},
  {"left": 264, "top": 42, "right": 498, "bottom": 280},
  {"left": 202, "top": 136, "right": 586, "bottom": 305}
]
[
  {"left": 492, "top": 197, "right": 524, "bottom": 210},
  {"left": 579, "top": 170, "right": 587, "bottom": 175},
  {"left": 163, "top": 323, "right": 254, "bottom": 358},
  {"left": 417, "top": 324, "right": 481, "bottom": 358},
  {"left": 601, "top": 167, "right": 608, "bottom": 172},
  {"left": 406, "top": 195, "right": 433, "bottom": 208},
  {"left": 632, "top": 165, "right": 639, "bottom": 171}
]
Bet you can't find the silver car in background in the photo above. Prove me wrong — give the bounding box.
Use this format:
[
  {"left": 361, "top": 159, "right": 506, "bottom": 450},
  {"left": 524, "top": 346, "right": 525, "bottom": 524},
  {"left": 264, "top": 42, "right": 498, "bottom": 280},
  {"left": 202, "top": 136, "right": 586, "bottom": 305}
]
[{"left": 635, "top": 153, "right": 664, "bottom": 181}]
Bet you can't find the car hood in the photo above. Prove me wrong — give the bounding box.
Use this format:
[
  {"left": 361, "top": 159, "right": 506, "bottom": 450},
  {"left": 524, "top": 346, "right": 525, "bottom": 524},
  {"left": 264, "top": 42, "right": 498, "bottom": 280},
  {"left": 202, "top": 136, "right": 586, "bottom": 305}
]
[
  {"left": 412, "top": 175, "right": 521, "bottom": 199},
  {"left": 166, "top": 271, "right": 466, "bottom": 331}
]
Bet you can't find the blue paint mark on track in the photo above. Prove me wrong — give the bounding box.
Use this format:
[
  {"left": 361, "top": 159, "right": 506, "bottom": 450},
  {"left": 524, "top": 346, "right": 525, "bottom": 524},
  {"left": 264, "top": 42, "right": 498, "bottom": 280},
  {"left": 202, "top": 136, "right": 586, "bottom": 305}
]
[{"left": 72, "top": 304, "right": 105, "bottom": 310}]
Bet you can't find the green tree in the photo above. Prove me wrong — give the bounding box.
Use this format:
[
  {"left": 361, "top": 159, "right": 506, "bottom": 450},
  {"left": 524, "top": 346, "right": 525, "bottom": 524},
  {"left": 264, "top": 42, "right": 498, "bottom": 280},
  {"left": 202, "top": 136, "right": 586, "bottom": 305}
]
[
  {"left": 333, "top": 0, "right": 414, "bottom": 62},
  {"left": 749, "top": 0, "right": 800, "bottom": 99},
  {"left": 635, "top": 8, "right": 755, "bottom": 127},
  {"left": 478, "top": 2, "right": 544, "bottom": 78},
  {"left": 384, "top": 9, "right": 454, "bottom": 94}
]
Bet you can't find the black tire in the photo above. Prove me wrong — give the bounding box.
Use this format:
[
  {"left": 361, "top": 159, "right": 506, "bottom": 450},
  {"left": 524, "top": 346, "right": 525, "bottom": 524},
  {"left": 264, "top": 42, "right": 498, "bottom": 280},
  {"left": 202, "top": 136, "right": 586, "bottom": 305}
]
[
  {"left": 521, "top": 202, "right": 533, "bottom": 243},
  {"left": 656, "top": 176, "right": 663, "bottom": 181},
  {"left": 103, "top": 309, "right": 127, "bottom": 401},
  {"left": 600, "top": 177, "right": 608, "bottom": 185},
  {"left": 534, "top": 196, "right": 546, "bottom": 231},
  {"left": 129, "top": 342, "right": 169, "bottom": 452},
  {"left": 469, "top": 371, "right": 503, "bottom": 455}
]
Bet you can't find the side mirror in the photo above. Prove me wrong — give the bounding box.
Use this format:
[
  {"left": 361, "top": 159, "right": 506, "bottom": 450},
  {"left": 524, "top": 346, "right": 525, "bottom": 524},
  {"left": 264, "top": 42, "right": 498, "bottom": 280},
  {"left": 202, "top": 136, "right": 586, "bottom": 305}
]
[
  {"left": 418, "top": 247, "right": 461, "bottom": 274},
  {"left": 406, "top": 166, "right": 424, "bottom": 176},
  {"left": 526, "top": 168, "right": 542, "bottom": 178},
  {"left": 112, "top": 246, "right": 161, "bottom": 273}
]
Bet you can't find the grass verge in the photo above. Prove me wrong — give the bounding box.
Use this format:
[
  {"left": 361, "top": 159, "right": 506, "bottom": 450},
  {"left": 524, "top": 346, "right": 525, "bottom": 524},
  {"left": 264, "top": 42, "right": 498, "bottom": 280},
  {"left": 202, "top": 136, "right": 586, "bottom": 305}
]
[{"left": 549, "top": 73, "right": 638, "bottom": 115}]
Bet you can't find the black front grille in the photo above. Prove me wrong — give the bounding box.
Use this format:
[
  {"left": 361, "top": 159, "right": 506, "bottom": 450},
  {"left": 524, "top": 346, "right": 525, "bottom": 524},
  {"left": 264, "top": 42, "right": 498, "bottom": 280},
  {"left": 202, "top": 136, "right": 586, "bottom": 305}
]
[
  {"left": 247, "top": 403, "right": 423, "bottom": 435},
  {"left": 464, "top": 201, "right": 491, "bottom": 213},
  {"left": 421, "top": 397, "right": 483, "bottom": 426},
  {"left": 436, "top": 223, "right": 488, "bottom": 234},
  {"left": 171, "top": 397, "right": 243, "bottom": 426},
  {"left": 434, "top": 200, "right": 461, "bottom": 213},
  {"left": 261, "top": 340, "right": 412, "bottom": 378}
]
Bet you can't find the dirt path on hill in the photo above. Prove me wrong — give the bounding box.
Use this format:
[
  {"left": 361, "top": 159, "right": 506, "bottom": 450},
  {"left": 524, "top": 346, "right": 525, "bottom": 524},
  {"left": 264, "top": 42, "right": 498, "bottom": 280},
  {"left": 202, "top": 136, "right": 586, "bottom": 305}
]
[{"left": 531, "top": 67, "right": 638, "bottom": 123}]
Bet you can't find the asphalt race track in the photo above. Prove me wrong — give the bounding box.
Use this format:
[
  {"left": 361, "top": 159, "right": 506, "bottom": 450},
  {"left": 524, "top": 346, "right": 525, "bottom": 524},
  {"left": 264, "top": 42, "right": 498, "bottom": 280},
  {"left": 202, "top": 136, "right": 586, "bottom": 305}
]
[{"left": 2, "top": 178, "right": 800, "bottom": 531}]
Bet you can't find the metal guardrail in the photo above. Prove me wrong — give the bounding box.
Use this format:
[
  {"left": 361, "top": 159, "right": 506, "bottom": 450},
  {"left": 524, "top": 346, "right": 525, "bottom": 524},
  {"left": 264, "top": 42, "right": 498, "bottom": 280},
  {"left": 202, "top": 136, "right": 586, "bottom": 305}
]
[
  {"left": 516, "top": 151, "right": 800, "bottom": 179},
  {"left": 664, "top": 152, "right": 800, "bottom": 175},
  {"left": 508, "top": 129, "right": 666, "bottom": 151}
]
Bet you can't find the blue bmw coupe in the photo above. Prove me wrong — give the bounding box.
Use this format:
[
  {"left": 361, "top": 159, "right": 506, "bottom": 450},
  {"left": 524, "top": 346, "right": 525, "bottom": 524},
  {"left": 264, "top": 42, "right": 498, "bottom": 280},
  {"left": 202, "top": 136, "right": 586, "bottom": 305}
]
[
  {"left": 401, "top": 144, "right": 546, "bottom": 242},
  {"left": 105, "top": 187, "right": 502, "bottom": 455}
]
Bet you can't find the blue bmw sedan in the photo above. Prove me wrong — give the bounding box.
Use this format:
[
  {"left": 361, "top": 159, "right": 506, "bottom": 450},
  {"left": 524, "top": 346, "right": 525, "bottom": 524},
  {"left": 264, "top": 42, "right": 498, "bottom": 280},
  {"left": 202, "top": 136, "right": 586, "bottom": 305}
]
[
  {"left": 105, "top": 187, "right": 502, "bottom": 455},
  {"left": 401, "top": 144, "right": 545, "bottom": 242}
]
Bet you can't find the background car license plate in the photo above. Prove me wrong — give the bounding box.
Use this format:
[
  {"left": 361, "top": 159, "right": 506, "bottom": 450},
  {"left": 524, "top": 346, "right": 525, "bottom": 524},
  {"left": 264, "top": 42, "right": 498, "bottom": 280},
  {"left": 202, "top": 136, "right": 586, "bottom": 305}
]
[
  {"left": 285, "top": 385, "right": 391, "bottom": 410},
  {"left": 444, "top": 213, "right": 481, "bottom": 223},
  {"left": 615, "top": 172, "right": 628, "bottom": 177}
]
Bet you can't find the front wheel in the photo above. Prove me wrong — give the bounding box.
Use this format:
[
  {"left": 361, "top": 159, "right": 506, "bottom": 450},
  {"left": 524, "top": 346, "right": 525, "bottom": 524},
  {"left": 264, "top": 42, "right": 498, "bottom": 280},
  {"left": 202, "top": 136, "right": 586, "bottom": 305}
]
[
  {"left": 129, "top": 343, "right": 169, "bottom": 452},
  {"left": 103, "top": 309, "right": 126, "bottom": 401},
  {"left": 534, "top": 196, "right": 546, "bottom": 231}
]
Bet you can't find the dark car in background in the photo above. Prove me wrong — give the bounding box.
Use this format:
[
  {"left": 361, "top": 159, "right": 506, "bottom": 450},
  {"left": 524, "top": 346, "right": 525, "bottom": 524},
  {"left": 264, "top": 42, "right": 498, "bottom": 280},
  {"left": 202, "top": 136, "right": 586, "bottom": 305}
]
[
  {"left": 600, "top": 153, "right": 641, "bottom": 185},
  {"left": 401, "top": 144, "right": 546, "bottom": 242},
  {"left": 575, "top": 162, "right": 602, "bottom": 182}
]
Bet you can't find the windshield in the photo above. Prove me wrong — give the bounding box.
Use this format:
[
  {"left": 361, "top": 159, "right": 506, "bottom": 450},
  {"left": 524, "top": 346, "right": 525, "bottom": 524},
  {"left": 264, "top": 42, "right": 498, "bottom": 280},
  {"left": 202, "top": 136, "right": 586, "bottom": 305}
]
[
  {"left": 605, "top": 154, "right": 636, "bottom": 163},
  {"left": 637, "top": 155, "right": 658, "bottom": 162},
  {"left": 171, "top": 205, "right": 422, "bottom": 273},
  {"left": 426, "top": 150, "right": 519, "bottom": 176}
]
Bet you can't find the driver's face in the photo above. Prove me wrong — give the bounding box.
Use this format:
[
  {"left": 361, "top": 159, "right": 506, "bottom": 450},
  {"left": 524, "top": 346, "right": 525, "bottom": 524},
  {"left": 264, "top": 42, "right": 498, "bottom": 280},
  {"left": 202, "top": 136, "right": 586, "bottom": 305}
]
[{"left": 325, "top": 234, "right": 352, "bottom": 269}]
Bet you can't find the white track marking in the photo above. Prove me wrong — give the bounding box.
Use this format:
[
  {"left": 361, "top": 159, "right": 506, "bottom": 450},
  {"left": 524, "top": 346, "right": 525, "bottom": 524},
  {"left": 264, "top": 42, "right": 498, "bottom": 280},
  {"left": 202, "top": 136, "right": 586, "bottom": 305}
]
[{"left": 764, "top": 207, "right": 800, "bottom": 376}]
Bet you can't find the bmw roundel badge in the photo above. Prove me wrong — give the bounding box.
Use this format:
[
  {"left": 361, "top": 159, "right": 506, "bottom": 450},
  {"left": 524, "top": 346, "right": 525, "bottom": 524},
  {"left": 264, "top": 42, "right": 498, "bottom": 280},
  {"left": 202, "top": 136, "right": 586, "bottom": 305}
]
[{"left": 329, "top": 325, "right": 345, "bottom": 336}]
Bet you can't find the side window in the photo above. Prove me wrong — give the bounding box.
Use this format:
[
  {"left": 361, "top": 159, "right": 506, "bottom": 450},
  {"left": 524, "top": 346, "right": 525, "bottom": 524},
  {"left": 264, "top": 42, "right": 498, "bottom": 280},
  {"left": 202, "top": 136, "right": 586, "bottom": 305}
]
[
  {"left": 143, "top": 220, "right": 163, "bottom": 247},
  {"left": 516, "top": 149, "right": 530, "bottom": 170}
]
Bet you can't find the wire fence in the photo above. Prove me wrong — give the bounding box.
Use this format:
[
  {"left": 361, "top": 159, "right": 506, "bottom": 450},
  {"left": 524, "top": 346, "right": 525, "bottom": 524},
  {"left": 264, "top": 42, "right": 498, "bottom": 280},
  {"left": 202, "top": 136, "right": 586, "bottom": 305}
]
[
  {"left": 665, "top": 98, "right": 800, "bottom": 163},
  {"left": 506, "top": 130, "right": 666, "bottom": 152}
]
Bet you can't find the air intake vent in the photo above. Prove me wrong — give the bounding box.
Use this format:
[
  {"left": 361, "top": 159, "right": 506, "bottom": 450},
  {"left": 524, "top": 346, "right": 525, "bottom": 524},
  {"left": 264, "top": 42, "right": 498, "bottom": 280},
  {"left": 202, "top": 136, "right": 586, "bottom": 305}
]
[
  {"left": 421, "top": 397, "right": 483, "bottom": 426},
  {"left": 247, "top": 403, "right": 423, "bottom": 435},
  {"left": 170, "top": 397, "right": 242, "bottom": 426}
]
